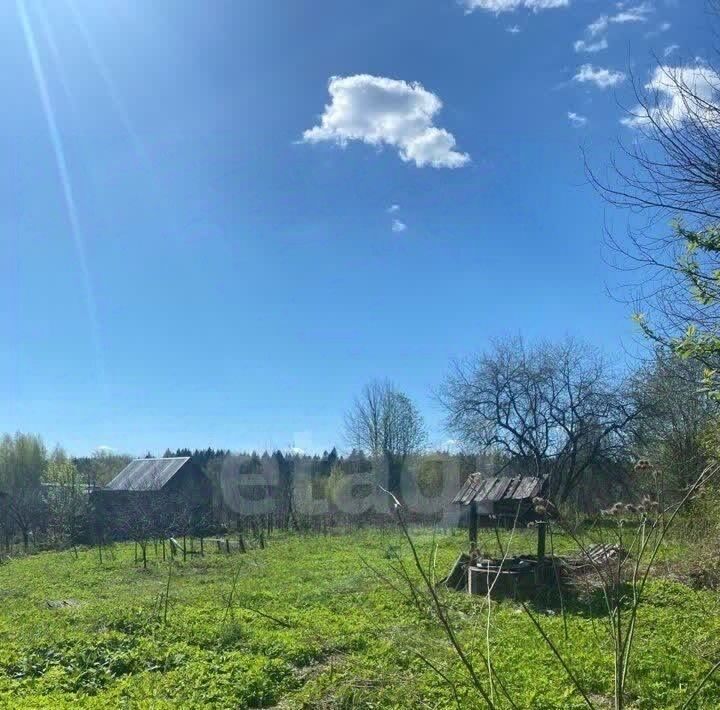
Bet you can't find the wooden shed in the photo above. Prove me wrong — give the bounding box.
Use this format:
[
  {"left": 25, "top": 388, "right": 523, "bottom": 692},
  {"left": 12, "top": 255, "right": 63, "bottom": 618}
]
[{"left": 91, "top": 457, "right": 213, "bottom": 539}]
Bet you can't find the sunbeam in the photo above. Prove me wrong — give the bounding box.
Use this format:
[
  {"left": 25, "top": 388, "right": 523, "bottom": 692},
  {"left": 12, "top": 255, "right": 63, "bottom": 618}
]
[
  {"left": 32, "top": 2, "right": 73, "bottom": 107},
  {"left": 64, "top": 0, "right": 156, "bottom": 179},
  {"left": 64, "top": 0, "right": 182, "bottom": 241},
  {"left": 16, "top": 0, "right": 107, "bottom": 395}
]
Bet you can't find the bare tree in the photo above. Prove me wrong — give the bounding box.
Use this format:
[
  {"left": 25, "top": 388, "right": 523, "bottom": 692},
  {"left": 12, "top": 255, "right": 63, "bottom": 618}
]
[
  {"left": 344, "top": 380, "right": 426, "bottom": 496},
  {"left": 118, "top": 494, "right": 162, "bottom": 568},
  {"left": 588, "top": 39, "right": 720, "bottom": 387},
  {"left": 45, "top": 449, "right": 88, "bottom": 550},
  {"left": 629, "top": 350, "right": 718, "bottom": 489},
  {"left": 110, "top": 466, "right": 169, "bottom": 568},
  {"left": 439, "top": 337, "right": 638, "bottom": 503}
]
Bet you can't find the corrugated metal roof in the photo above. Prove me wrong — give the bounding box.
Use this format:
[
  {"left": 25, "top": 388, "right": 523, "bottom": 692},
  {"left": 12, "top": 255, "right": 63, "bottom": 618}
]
[
  {"left": 452, "top": 474, "right": 545, "bottom": 506},
  {"left": 105, "top": 457, "right": 191, "bottom": 491}
]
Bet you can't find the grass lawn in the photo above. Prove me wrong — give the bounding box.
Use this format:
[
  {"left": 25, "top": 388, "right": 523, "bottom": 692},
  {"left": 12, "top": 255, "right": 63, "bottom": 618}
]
[{"left": 0, "top": 527, "right": 718, "bottom": 708}]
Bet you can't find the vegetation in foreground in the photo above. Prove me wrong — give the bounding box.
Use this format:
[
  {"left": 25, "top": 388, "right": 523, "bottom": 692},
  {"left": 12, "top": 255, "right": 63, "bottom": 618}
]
[{"left": 0, "top": 528, "right": 719, "bottom": 709}]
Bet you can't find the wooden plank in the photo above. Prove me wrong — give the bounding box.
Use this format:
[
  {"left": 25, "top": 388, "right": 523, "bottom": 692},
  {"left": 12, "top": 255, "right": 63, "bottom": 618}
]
[
  {"left": 487, "top": 477, "right": 513, "bottom": 502},
  {"left": 454, "top": 474, "right": 545, "bottom": 506}
]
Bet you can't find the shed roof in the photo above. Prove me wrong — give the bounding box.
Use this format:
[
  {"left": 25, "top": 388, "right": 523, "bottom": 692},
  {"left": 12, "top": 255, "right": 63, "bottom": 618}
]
[
  {"left": 452, "top": 474, "right": 545, "bottom": 506},
  {"left": 105, "top": 457, "right": 192, "bottom": 491}
]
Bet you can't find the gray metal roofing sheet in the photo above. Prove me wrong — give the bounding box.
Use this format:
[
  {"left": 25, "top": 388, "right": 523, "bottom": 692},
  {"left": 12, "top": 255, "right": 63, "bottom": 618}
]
[{"left": 105, "top": 457, "right": 191, "bottom": 491}]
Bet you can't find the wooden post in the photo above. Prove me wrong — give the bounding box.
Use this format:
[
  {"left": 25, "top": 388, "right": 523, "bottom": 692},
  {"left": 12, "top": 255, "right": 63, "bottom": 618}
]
[
  {"left": 468, "top": 502, "right": 478, "bottom": 548},
  {"left": 535, "top": 522, "right": 548, "bottom": 587},
  {"left": 536, "top": 522, "right": 547, "bottom": 560}
]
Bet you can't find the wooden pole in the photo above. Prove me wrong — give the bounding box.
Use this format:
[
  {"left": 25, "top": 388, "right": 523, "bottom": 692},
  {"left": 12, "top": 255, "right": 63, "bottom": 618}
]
[
  {"left": 537, "top": 522, "right": 547, "bottom": 560},
  {"left": 535, "top": 522, "right": 548, "bottom": 587},
  {"left": 468, "top": 502, "right": 478, "bottom": 548}
]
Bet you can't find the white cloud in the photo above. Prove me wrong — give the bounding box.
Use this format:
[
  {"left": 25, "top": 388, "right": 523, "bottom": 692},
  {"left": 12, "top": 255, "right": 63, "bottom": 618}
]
[
  {"left": 303, "top": 75, "right": 469, "bottom": 169},
  {"left": 587, "top": 3, "right": 653, "bottom": 37},
  {"left": 664, "top": 43, "right": 679, "bottom": 57},
  {"left": 462, "top": 0, "right": 568, "bottom": 13},
  {"left": 622, "top": 64, "right": 720, "bottom": 128},
  {"left": 578, "top": 5, "right": 653, "bottom": 55},
  {"left": 506, "top": 24, "right": 522, "bottom": 33},
  {"left": 646, "top": 21, "right": 671, "bottom": 38},
  {"left": 588, "top": 16, "right": 609, "bottom": 36},
  {"left": 573, "top": 64, "right": 626, "bottom": 89},
  {"left": 387, "top": 204, "right": 400, "bottom": 213},
  {"left": 612, "top": 2, "right": 653, "bottom": 23},
  {"left": 568, "top": 111, "right": 588, "bottom": 126},
  {"left": 392, "top": 218, "right": 408, "bottom": 233},
  {"left": 574, "top": 37, "right": 608, "bottom": 53}
]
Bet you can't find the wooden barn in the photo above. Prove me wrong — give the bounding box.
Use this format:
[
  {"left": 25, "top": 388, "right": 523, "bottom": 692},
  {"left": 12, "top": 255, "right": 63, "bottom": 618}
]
[{"left": 91, "top": 457, "right": 213, "bottom": 539}]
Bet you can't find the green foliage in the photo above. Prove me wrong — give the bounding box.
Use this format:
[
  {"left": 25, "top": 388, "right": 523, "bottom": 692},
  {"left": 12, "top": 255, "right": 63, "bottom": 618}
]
[
  {"left": 71, "top": 452, "right": 131, "bottom": 489},
  {"left": 0, "top": 433, "right": 46, "bottom": 495},
  {"left": 417, "top": 455, "right": 449, "bottom": 498},
  {"left": 45, "top": 457, "right": 80, "bottom": 490},
  {"left": 0, "top": 530, "right": 718, "bottom": 707},
  {"left": 638, "top": 221, "right": 720, "bottom": 399}
]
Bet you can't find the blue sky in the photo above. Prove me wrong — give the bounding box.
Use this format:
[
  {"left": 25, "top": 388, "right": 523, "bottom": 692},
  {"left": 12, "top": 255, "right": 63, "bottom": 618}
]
[{"left": 1, "top": 0, "right": 713, "bottom": 455}]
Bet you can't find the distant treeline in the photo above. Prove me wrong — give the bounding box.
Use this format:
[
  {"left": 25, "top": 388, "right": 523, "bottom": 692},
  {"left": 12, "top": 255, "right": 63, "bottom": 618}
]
[{"left": 72, "top": 447, "right": 488, "bottom": 491}]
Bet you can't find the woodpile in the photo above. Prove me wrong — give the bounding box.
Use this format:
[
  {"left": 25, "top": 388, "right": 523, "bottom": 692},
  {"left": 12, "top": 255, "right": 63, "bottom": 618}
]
[{"left": 562, "top": 543, "right": 627, "bottom": 575}]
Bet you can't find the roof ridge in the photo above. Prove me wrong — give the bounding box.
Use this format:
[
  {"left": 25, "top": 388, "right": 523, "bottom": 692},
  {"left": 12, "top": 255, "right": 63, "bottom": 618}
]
[{"left": 130, "top": 456, "right": 191, "bottom": 462}]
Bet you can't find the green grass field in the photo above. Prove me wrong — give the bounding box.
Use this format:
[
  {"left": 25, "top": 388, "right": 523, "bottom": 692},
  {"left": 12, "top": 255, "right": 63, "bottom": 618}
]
[{"left": 0, "top": 528, "right": 718, "bottom": 709}]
